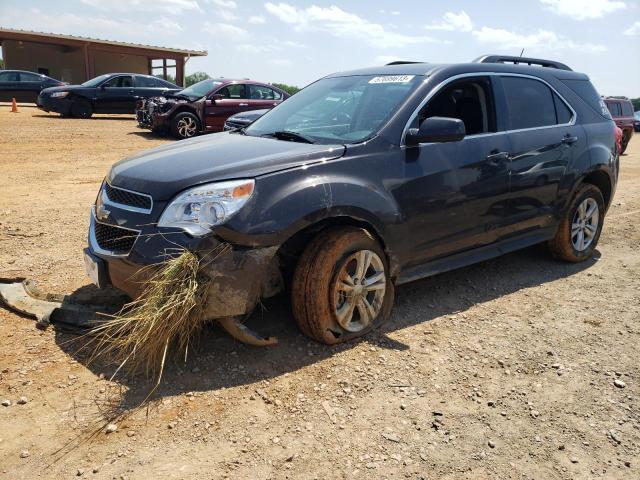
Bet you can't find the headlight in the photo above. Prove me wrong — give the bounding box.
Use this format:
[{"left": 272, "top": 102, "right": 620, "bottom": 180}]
[
  {"left": 50, "top": 91, "right": 69, "bottom": 98},
  {"left": 158, "top": 179, "right": 255, "bottom": 236}
]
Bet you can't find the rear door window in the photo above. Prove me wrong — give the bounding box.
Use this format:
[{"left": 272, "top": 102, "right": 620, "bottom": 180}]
[
  {"left": 248, "top": 84, "right": 282, "bottom": 100},
  {"left": 501, "top": 76, "right": 557, "bottom": 130},
  {"left": 104, "top": 76, "right": 134, "bottom": 88},
  {"left": 19, "top": 72, "right": 42, "bottom": 82},
  {"left": 621, "top": 101, "right": 634, "bottom": 117},
  {"left": 135, "top": 75, "right": 162, "bottom": 88}
]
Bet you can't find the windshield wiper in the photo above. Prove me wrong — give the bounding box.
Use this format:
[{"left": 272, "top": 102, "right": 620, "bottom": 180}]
[{"left": 269, "top": 130, "right": 315, "bottom": 144}]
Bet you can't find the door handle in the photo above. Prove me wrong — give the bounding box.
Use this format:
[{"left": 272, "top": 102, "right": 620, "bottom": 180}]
[
  {"left": 562, "top": 135, "right": 578, "bottom": 145},
  {"left": 486, "top": 151, "right": 510, "bottom": 165},
  {"left": 239, "top": 103, "right": 248, "bottom": 106}
]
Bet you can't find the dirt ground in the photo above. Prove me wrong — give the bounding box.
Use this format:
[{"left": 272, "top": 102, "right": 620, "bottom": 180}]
[{"left": 0, "top": 106, "right": 638, "bottom": 480}]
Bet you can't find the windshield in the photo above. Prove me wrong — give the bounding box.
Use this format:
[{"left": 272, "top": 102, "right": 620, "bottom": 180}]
[
  {"left": 245, "top": 74, "right": 421, "bottom": 144},
  {"left": 81, "top": 74, "right": 111, "bottom": 87},
  {"left": 178, "top": 79, "right": 223, "bottom": 99}
]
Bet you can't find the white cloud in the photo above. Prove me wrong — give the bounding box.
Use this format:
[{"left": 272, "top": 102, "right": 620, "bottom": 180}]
[
  {"left": 425, "top": 10, "right": 473, "bottom": 32},
  {"left": 270, "top": 58, "right": 292, "bottom": 66},
  {"left": 217, "top": 9, "right": 238, "bottom": 21},
  {"left": 264, "top": 3, "right": 440, "bottom": 48},
  {"left": 248, "top": 15, "right": 266, "bottom": 24},
  {"left": 540, "top": 0, "right": 626, "bottom": 20},
  {"left": 473, "top": 26, "right": 607, "bottom": 53},
  {"left": 236, "top": 43, "right": 277, "bottom": 53},
  {"left": 2, "top": 7, "right": 186, "bottom": 39},
  {"left": 624, "top": 21, "right": 640, "bottom": 35},
  {"left": 203, "top": 21, "right": 249, "bottom": 38},
  {"left": 81, "top": 0, "right": 201, "bottom": 14},
  {"left": 210, "top": 0, "right": 236, "bottom": 7}
]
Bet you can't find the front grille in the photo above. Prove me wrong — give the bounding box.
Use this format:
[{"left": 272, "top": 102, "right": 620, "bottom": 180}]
[
  {"left": 94, "top": 222, "right": 138, "bottom": 254},
  {"left": 104, "top": 183, "right": 152, "bottom": 210}
]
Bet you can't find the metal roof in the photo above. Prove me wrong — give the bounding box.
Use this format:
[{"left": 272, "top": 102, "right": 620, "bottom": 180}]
[{"left": 0, "top": 27, "right": 207, "bottom": 57}]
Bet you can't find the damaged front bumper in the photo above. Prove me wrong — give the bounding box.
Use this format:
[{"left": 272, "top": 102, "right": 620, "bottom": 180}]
[
  {"left": 87, "top": 210, "right": 283, "bottom": 318},
  {"left": 86, "top": 200, "right": 283, "bottom": 344}
]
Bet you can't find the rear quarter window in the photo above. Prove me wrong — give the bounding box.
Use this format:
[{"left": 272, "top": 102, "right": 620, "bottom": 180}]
[
  {"left": 562, "top": 79, "right": 610, "bottom": 118},
  {"left": 607, "top": 102, "right": 622, "bottom": 117}
]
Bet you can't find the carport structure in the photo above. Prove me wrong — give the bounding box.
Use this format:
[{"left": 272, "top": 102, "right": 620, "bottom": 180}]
[{"left": 0, "top": 28, "right": 207, "bottom": 86}]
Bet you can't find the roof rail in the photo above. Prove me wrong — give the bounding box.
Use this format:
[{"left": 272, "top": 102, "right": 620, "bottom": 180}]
[
  {"left": 385, "top": 61, "right": 425, "bottom": 66},
  {"left": 473, "top": 55, "right": 572, "bottom": 71},
  {"left": 604, "top": 95, "right": 629, "bottom": 100}
]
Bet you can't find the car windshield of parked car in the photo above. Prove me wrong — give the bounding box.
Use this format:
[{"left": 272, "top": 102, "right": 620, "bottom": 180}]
[
  {"left": 81, "top": 74, "right": 111, "bottom": 87},
  {"left": 177, "top": 79, "right": 224, "bottom": 100},
  {"left": 244, "top": 74, "right": 421, "bottom": 144}
]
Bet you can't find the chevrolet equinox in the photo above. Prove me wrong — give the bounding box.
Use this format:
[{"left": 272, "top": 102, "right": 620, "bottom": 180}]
[{"left": 84, "top": 55, "right": 618, "bottom": 344}]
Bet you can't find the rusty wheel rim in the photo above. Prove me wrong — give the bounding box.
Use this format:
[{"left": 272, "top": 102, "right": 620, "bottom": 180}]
[{"left": 333, "top": 250, "right": 386, "bottom": 333}]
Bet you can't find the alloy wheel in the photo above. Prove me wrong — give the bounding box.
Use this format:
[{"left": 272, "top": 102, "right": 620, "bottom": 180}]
[
  {"left": 333, "top": 249, "right": 386, "bottom": 332},
  {"left": 177, "top": 117, "right": 197, "bottom": 138},
  {"left": 571, "top": 197, "right": 599, "bottom": 251}
]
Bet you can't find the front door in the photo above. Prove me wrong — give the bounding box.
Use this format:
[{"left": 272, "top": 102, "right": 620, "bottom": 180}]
[
  {"left": 203, "top": 83, "right": 248, "bottom": 132},
  {"left": 497, "top": 75, "right": 580, "bottom": 232},
  {"left": 95, "top": 75, "right": 135, "bottom": 113},
  {"left": 394, "top": 76, "right": 512, "bottom": 265}
]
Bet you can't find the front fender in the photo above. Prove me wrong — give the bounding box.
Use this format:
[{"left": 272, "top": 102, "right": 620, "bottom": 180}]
[{"left": 216, "top": 170, "right": 402, "bottom": 253}]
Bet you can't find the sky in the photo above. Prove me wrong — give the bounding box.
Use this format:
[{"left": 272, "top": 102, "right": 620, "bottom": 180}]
[{"left": 1, "top": 0, "right": 639, "bottom": 96}]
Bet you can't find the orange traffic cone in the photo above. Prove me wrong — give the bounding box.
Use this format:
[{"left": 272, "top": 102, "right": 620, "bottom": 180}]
[{"left": 11, "top": 98, "right": 19, "bottom": 113}]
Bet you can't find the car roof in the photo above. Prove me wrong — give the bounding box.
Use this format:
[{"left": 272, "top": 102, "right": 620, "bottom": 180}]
[
  {"left": 0, "top": 69, "right": 46, "bottom": 75},
  {"left": 214, "top": 78, "right": 284, "bottom": 88},
  {"left": 328, "top": 62, "right": 589, "bottom": 82}
]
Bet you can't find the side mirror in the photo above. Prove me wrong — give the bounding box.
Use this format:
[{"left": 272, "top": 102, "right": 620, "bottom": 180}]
[
  {"left": 209, "top": 93, "right": 224, "bottom": 103},
  {"left": 405, "top": 117, "right": 465, "bottom": 146}
]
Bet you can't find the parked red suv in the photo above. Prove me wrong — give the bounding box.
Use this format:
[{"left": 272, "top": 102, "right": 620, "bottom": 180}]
[
  {"left": 136, "top": 78, "right": 289, "bottom": 139},
  {"left": 603, "top": 96, "right": 634, "bottom": 154}
]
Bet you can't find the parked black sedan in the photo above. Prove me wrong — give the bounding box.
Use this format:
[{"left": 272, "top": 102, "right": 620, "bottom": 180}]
[
  {"left": 0, "top": 70, "right": 65, "bottom": 103},
  {"left": 37, "top": 73, "right": 180, "bottom": 118}
]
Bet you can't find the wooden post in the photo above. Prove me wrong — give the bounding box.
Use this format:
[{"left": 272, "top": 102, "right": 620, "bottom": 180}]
[
  {"left": 162, "top": 58, "right": 167, "bottom": 81},
  {"left": 83, "top": 43, "right": 90, "bottom": 82},
  {"left": 176, "top": 56, "right": 185, "bottom": 87}
]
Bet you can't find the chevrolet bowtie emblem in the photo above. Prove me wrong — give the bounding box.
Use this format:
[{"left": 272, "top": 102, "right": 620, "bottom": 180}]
[{"left": 96, "top": 204, "right": 111, "bottom": 221}]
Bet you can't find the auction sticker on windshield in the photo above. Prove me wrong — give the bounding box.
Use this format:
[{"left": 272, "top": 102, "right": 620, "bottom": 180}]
[{"left": 369, "top": 75, "right": 415, "bottom": 84}]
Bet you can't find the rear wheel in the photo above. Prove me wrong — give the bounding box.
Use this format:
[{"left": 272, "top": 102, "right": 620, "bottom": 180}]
[
  {"left": 548, "top": 184, "right": 605, "bottom": 262},
  {"left": 171, "top": 112, "right": 200, "bottom": 139},
  {"left": 69, "top": 99, "right": 93, "bottom": 119},
  {"left": 291, "top": 227, "right": 394, "bottom": 344},
  {"left": 620, "top": 132, "right": 630, "bottom": 155}
]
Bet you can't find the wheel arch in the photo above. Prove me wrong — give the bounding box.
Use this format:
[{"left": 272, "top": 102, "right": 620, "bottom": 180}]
[{"left": 579, "top": 168, "right": 613, "bottom": 210}]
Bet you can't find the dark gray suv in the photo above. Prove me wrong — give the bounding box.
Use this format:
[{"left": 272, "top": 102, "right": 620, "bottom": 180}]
[{"left": 84, "top": 55, "right": 618, "bottom": 344}]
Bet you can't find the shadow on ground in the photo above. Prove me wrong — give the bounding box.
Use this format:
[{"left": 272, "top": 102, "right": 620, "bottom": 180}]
[
  {"left": 32, "top": 114, "right": 135, "bottom": 121},
  {"left": 27, "top": 244, "right": 599, "bottom": 414},
  {"left": 127, "top": 130, "right": 172, "bottom": 141}
]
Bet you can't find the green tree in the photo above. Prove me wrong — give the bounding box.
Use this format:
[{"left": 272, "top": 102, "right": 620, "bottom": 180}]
[
  {"left": 273, "top": 83, "right": 300, "bottom": 95},
  {"left": 185, "top": 72, "right": 211, "bottom": 87},
  {"left": 631, "top": 98, "right": 640, "bottom": 112},
  {"left": 0, "top": 58, "right": 4, "bottom": 69}
]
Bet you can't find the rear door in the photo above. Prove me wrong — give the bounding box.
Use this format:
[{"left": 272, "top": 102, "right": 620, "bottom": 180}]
[
  {"left": 203, "top": 83, "right": 248, "bottom": 132},
  {"left": 497, "top": 75, "right": 583, "bottom": 232},
  {"left": 95, "top": 75, "right": 135, "bottom": 113}
]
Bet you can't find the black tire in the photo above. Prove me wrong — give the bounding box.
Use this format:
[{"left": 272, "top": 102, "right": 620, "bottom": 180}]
[
  {"left": 548, "top": 184, "right": 605, "bottom": 262},
  {"left": 291, "top": 226, "right": 395, "bottom": 344},
  {"left": 171, "top": 112, "right": 200, "bottom": 139},
  {"left": 620, "top": 135, "right": 629, "bottom": 155},
  {"left": 69, "top": 99, "right": 93, "bottom": 119}
]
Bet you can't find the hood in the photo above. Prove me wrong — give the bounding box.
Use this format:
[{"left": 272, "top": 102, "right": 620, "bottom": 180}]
[
  {"left": 229, "top": 109, "right": 269, "bottom": 122},
  {"left": 40, "top": 84, "right": 86, "bottom": 94},
  {"left": 108, "top": 132, "right": 345, "bottom": 201}
]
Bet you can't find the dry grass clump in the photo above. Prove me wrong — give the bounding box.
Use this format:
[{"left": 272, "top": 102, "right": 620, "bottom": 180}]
[{"left": 88, "top": 249, "right": 216, "bottom": 388}]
